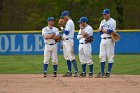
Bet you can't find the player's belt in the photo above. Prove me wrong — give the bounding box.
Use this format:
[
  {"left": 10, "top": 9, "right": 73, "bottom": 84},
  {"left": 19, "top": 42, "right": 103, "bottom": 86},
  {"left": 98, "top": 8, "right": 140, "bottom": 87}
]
[
  {"left": 46, "top": 43, "right": 56, "bottom": 45},
  {"left": 103, "top": 37, "right": 111, "bottom": 39},
  {"left": 65, "top": 38, "right": 73, "bottom": 40},
  {"left": 80, "top": 43, "right": 87, "bottom": 44},
  {"left": 66, "top": 38, "right": 69, "bottom": 40}
]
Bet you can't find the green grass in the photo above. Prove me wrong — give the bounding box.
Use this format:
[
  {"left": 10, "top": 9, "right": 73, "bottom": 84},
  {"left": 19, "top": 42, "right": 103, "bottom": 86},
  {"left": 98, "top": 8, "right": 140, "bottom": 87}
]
[{"left": 0, "top": 55, "right": 140, "bottom": 75}]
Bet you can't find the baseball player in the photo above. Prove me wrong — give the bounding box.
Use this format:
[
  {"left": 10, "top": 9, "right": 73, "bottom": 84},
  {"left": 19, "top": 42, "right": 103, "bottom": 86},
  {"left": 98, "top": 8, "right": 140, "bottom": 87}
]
[
  {"left": 97, "top": 9, "right": 116, "bottom": 78},
  {"left": 59, "top": 11, "right": 78, "bottom": 77},
  {"left": 42, "top": 17, "right": 60, "bottom": 77},
  {"left": 77, "top": 17, "right": 94, "bottom": 77}
]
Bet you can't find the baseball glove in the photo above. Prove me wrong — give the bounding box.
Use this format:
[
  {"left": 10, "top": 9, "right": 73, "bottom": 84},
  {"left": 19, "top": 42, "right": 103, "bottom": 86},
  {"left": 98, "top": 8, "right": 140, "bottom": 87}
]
[
  {"left": 58, "top": 18, "right": 66, "bottom": 28},
  {"left": 85, "top": 36, "right": 94, "bottom": 43},
  {"left": 111, "top": 32, "right": 120, "bottom": 42},
  {"left": 55, "top": 35, "right": 63, "bottom": 42}
]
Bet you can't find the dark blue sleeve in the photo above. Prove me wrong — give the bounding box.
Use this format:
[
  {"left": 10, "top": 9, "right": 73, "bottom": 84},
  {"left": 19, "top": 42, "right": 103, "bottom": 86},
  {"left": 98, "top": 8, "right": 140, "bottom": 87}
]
[
  {"left": 99, "top": 31, "right": 103, "bottom": 34},
  {"left": 107, "top": 29, "right": 113, "bottom": 34},
  {"left": 63, "top": 29, "right": 69, "bottom": 35}
]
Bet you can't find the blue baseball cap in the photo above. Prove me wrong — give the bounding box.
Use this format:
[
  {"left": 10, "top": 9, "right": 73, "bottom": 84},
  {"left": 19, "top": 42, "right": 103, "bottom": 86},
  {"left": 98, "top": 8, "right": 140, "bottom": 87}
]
[
  {"left": 102, "top": 9, "right": 110, "bottom": 14},
  {"left": 61, "top": 11, "right": 70, "bottom": 17},
  {"left": 78, "top": 17, "right": 88, "bottom": 23},
  {"left": 47, "top": 17, "right": 55, "bottom": 21}
]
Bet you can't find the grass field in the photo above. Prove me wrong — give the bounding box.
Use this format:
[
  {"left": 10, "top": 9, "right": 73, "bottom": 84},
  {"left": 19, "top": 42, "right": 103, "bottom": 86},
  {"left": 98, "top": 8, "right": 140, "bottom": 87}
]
[{"left": 0, "top": 54, "right": 140, "bottom": 75}]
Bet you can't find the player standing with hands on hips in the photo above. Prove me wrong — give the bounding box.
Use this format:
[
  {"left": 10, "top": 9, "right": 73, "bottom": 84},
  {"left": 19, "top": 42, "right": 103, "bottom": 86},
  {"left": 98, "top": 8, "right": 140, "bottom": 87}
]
[
  {"left": 77, "top": 17, "right": 94, "bottom": 77},
  {"left": 42, "top": 17, "right": 61, "bottom": 77},
  {"left": 59, "top": 11, "right": 78, "bottom": 77},
  {"left": 97, "top": 9, "right": 116, "bottom": 78}
]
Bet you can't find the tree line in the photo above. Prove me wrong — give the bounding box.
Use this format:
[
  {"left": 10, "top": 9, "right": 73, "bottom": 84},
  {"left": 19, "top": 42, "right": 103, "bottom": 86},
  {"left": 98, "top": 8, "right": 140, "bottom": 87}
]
[{"left": 0, "top": 0, "right": 139, "bottom": 31}]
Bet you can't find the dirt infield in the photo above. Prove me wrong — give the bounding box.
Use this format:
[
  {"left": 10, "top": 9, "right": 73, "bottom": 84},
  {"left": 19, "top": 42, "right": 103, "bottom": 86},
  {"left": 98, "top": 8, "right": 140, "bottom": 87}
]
[{"left": 0, "top": 74, "right": 140, "bottom": 93}]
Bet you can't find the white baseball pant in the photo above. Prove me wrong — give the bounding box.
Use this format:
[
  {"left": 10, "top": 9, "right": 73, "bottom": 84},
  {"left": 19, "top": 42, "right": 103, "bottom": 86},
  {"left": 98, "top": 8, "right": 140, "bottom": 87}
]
[
  {"left": 44, "top": 44, "right": 58, "bottom": 65},
  {"left": 63, "top": 39, "right": 75, "bottom": 61},
  {"left": 79, "top": 43, "right": 93, "bottom": 65},
  {"left": 99, "top": 39, "right": 115, "bottom": 63}
]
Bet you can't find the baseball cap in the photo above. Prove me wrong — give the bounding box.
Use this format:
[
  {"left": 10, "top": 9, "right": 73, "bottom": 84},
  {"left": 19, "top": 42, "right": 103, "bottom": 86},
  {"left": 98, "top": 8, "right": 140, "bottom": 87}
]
[
  {"left": 78, "top": 17, "right": 88, "bottom": 23},
  {"left": 61, "top": 11, "right": 70, "bottom": 18},
  {"left": 102, "top": 9, "right": 110, "bottom": 14},
  {"left": 47, "top": 17, "right": 55, "bottom": 21}
]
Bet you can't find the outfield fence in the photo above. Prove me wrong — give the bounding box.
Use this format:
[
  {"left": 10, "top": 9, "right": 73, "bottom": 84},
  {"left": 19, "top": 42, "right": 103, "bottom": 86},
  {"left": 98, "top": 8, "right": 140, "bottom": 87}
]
[{"left": 0, "top": 30, "right": 140, "bottom": 55}]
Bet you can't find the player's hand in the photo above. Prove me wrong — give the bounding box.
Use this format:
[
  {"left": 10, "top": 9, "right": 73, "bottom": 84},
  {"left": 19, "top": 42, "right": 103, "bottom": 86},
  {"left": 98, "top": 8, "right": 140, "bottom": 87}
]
[
  {"left": 79, "top": 24, "right": 84, "bottom": 29},
  {"left": 51, "top": 34, "right": 56, "bottom": 39},
  {"left": 52, "top": 35, "right": 57, "bottom": 40},
  {"left": 81, "top": 30, "right": 87, "bottom": 37},
  {"left": 98, "top": 28, "right": 103, "bottom": 32}
]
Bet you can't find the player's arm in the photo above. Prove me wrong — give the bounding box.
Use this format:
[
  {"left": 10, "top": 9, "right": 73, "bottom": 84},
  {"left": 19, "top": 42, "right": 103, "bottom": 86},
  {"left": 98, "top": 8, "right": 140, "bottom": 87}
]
[
  {"left": 100, "top": 26, "right": 115, "bottom": 34},
  {"left": 77, "top": 29, "right": 83, "bottom": 40},
  {"left": 104, "top": 21, "right": 116, "bottom": 34},
  {"left": 81, "top": 27, "right": 93, "bottom": 38},
  {"left": 99, "top": 28, "right": 113, "bottom": 34},
  {"left": 43, "top": 34, "right": 55, "bottom": 39},
  {"left": 63, "top": 29, "right": 70, "bottom": 35},
  {"left": 101, "top": 29, "right": 108, "bottom": 34},
  {"left": 60, "top": 27, "right": 69, "bottom": 35},
  {"left": 51, "top": 29, "right": 61, "bottom": 40},
  {"left": 42, "top": 28, "right": 55, "bottom": 39},
  {"left": 85, "top": 27, "right": 93, "bottom": 36},
  {"left": 77, "top": 34, "right": 83, "bottom": 40},
  {"left": 98, "top": 22, "right": 104, "bottom": 34},
  {"left": 99, "top": 21, "right": 116, "bottom": 34},
  {"left": 62, "top": 22, "right": 71, "bottom": 35},
  {"left": 98, "top": 21, "right": 110, "bottom": 34},
  {"left": 81, "top": 30, "right": 88, "bottom": 38},
  {"left": 85, "top": 28, "right": 94, "bottom": 43},
  {"left": 79, "top": 24, "right": 88, "bottom": 38}
]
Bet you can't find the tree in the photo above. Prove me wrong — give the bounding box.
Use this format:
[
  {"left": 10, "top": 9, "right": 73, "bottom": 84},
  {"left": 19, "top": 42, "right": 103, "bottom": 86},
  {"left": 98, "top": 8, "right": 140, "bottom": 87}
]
[
  {"left": 0, "top": 0, "right": 3, "bottom": 23},
  {"left": 115, "top": 0, "right": 124, "bottom": 29}
]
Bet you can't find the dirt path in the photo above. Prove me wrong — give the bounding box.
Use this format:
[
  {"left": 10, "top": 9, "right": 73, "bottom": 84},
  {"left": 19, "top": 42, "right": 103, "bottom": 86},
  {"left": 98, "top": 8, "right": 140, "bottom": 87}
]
[{"left": 0, "top": 74, "right": 140, "bottom": 93}]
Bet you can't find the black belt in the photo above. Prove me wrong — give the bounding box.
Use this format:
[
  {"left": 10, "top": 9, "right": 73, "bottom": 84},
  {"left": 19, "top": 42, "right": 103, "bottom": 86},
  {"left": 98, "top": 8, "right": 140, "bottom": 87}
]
[
  {"left": 103, "top": 37, "right": 111, "bottom": 39},
  {"left": 65, "top": 38, "right": 73, "bottom": 40},
  {"left": 80, "top": 43, "right": 87, "bottom": 44},
  {"left": 66, "top": 38, "right": 69, "bottom": 40},
  {"left": 47, "top": 43, "right": 56, "bottom": 45}
]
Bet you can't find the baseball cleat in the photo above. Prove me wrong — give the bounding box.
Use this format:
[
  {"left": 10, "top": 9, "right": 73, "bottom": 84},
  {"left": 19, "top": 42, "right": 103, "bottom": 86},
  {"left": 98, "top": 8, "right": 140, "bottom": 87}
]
[
  {"left": 79, "top": 72, "right": 86, "bottom": 77},
  {"left": 53, "top": 72, "right": 57, "bottom": 77},
  {"left": 105, "top": 72, "right": 110, "bottom": 78},
  {"left": 43, "top": 72, "right": 47, "bottom": 77},
  {"left": 89, "top": 73, "right": 93, "bottom": 78},
  {"left": 73, "top": 72, "right": 78, "bottom": 77},
  {"left": 96, "top": 72, "right": 105, "bottom": 78},
  {"left": 63, "top": 72, "right": 72, "bottom": 77}
]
